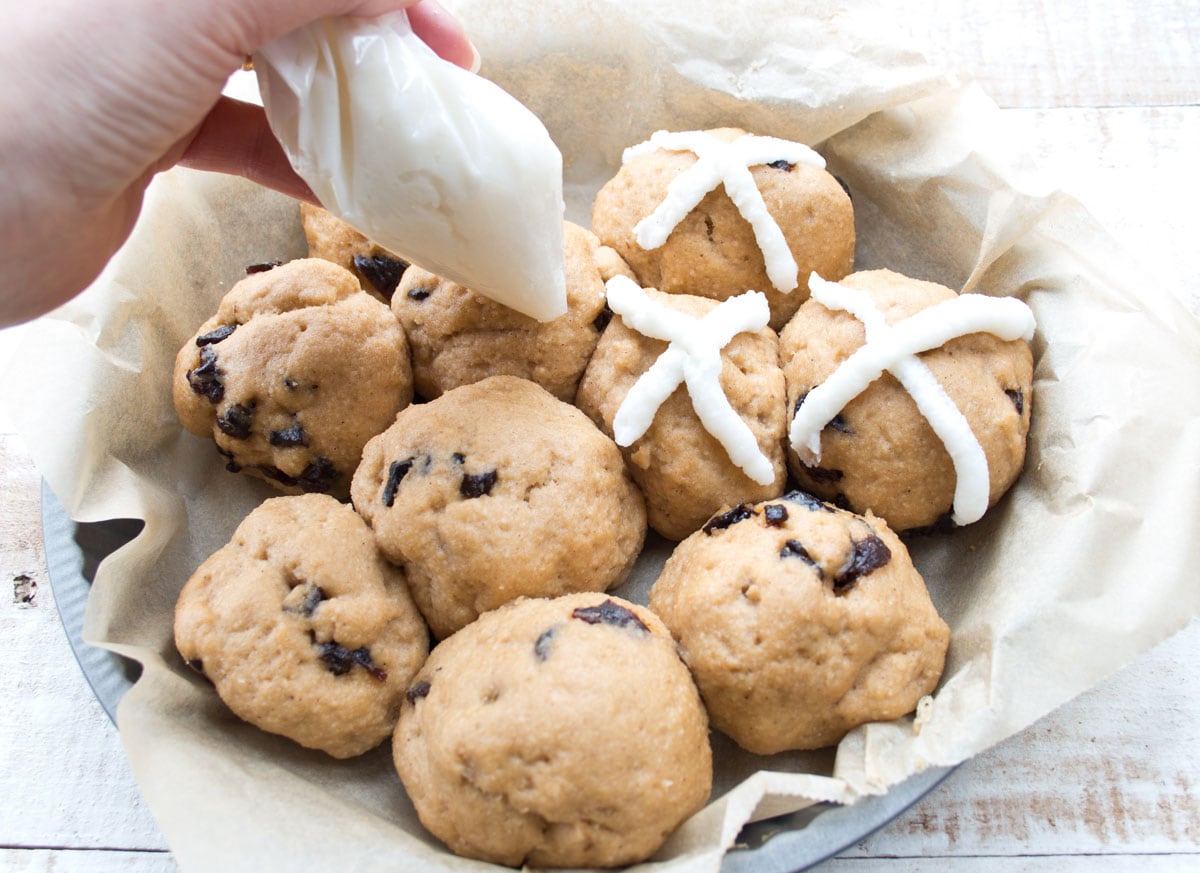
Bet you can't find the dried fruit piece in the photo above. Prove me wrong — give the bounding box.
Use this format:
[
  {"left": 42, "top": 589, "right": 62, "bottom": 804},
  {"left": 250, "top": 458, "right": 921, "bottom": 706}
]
[
  {"left": 763, "top": 504, "right": 788, "bottom": 527},
  {"left": 406, "top": 680, "right": 431, "bottom": 704},
  {"left": 298, "top": 457, "right": 338, "bottom": 493},
  {"left": 571, "top": 599, "right": 649, "bottom": 634},
  {"left": 216, "top": 403, "right": 254, "bottom": 439},
  {"left": 804, "top": 465, "right": 844, "bottom": 484},
  {"left": 460, "top": 469, "right": 498, "bottom": 499},
  {"left": 1006, "top": 388, "right": 1025, "bottom": 415},
  {"left": 196, "top": 324, "right": 237, "bottom": 346},
  {"left": 353, "top": 253, "right": 408, "bottom": 300},
  {"left": 382, "top": 458, "right": 415, "bottom": 507},
  {"left": 827, "top": 415, "right": 853, "bottom": 434},
  {"left": 780, "top": 538, "right": 822, "bottom": 577},
  {"left": 351, "top": 647, "right": 388, "bottom": 680},
  {"left": 317, "top": 641, "right": 387, "bottom": 681},
  {"left": 832, "top": 534, "right": 891, "bottom": 595},
  {"left": 268, "top": 423, "right": 308, "bottom": 447},
  {"left": 767, "top": 159, "right": 796, "bottom": 171},
  {"left": 784, "top": 490, "right": 837, "bottom": 513},
  {"left": 284, "top": 583, "right": 325, "bottom": 617},
  {"left": 244, "top": 260, "right": 282, "bottom": 274},
  {"left": 247, "top": 464, "right": 295, "bottom": 486},
  {"left": 216, "top": 445, "right": 241, "bottom": 472},
  {"left": 406, "top": 285, "right": 432, "bottom": 302},
  {"left": 702, "top": 503, "right": 755, "bottom": 535},
  {"left": 316, "top": 641, "right": 355, "bottom": 675},
  {"left": 534, "top": 627, "right": 556, "bottom": 661},
  {"left": 187, "top": 346, "right": 225, "bottom": 403},
  {"left": 250, "top": 459, "right": 338, "bottom": 492}
]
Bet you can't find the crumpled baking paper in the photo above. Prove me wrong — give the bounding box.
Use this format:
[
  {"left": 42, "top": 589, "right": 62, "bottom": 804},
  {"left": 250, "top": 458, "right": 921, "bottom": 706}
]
[{"left": 5, "top": 1, "right": 1199, "bottom": 871}]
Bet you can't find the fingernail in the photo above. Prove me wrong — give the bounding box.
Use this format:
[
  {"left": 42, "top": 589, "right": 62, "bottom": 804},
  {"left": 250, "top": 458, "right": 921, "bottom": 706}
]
[{"left": 468, "top": 39, "right": 482, "bottom": 74}]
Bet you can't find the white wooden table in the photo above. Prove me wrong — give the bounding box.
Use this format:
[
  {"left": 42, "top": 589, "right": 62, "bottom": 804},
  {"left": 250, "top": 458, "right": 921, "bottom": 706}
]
[{"left": 2, "top": 2, "right": 1198, "bottom": 870}]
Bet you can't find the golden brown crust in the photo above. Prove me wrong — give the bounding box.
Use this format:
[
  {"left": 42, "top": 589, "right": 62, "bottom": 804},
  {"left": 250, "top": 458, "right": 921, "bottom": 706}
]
[
  {"left": 650, "top": 493, "right": 949, "bottom": 753},
  {"left": 393, "top": 593, "right": 712, "bottom": 867},
  {"left": 350, "top": 376, "right": 647, "bottom": 639},
  {"left": 171, "top": 258, "right": 413, "bottom": 498},
  {"left": 174, "top": 494, "right": 429, "bottom": 758}
]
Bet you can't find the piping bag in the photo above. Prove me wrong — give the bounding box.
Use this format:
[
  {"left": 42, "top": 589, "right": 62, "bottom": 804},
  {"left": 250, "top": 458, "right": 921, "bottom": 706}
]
[{"left": 253, "top": 12, "right": 568, "bottom": 322}]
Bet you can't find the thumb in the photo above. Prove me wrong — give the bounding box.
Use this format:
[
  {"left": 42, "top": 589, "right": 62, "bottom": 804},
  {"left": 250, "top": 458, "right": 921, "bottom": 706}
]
[{"left": 405, "top": 1, "right": 479, "bottom": 72}]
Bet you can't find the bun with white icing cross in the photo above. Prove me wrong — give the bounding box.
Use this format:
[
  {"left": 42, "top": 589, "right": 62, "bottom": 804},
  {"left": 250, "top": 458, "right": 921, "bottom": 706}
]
[
  {"left": 781, "top": 269, "right": 1035, "bottom": 532},
  {"left": 591, "top": 127, "right": 855, "bottom": 331},
  {"left": 575, "top": 277, "right": 789, "bottom": 540}
]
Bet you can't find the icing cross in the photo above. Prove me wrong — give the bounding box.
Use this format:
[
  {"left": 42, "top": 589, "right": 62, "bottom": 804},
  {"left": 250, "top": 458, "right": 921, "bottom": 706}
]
[
  {"left": 606, "top": 275, "right": 776, "bottom": 486},
  {"left": 790, "top": 274, "right": 1036, "bottom": 526},
  {"left": 624, "top": 130, "right": 826, "bottom": 293}
]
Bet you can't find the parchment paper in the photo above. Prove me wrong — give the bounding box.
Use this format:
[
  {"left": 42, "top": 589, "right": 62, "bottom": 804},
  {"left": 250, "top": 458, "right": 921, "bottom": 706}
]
[{"left": 6, "top": 1, "right": 1200, "bottom": 871}]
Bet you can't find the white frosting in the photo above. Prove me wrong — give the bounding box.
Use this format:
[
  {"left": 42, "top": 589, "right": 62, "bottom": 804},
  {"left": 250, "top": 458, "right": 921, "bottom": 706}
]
[
  {"left": 791, "top": 273, "right": 1036, "bottom": 526},
  {"left": 254, "top": 14, "right": 567, "bottom": 322},
  {"left": 623, "top": 130, "right": 825, "bottom": 293},
  {"left": 605, "top": 276, "right": 776, "bottom": 486}
]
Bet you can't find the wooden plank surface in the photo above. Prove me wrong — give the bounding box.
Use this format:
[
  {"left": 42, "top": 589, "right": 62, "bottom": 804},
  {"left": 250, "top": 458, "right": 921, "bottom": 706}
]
[
  {"left": 1012, "top": 106, "right": 1200, "bottom": 315},
  {"left": 860, "top": 620, "right": 1200, "bottom": 861},
  {"left": 0, "top": 435, "right": 167, "bottom": 855},
  {"left": 825, "top": 857, "right": 1200, "bottom": 872},
  {"left": 902, "top": 0, "right": 1200, "bottom": 109},
  {"left": 0, "top": 851, "right": 174, "bottom": 873},
  {"left": 1, "top": 0, "right": 1198, "bottom": 871},
  {"left": 837, "top": 5, "right": 1200, "bottom": 860}
]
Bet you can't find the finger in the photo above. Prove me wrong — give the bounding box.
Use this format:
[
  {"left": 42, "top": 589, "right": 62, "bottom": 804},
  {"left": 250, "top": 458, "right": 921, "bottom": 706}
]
[
  {"left": 176, "top": 97, "right": 318, "bottom": 204},
  {"left": 406, "top": 0, "right": 479, "bottom": 71},
  {"left": 215, "top": 0, "right": 476, "bottom": 69}
]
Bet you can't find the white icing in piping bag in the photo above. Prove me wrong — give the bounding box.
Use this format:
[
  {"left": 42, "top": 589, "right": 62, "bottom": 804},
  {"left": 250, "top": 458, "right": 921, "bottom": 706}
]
[
  {"left": 791, "top": 273, "right": 1036, "bottom": 525},
  {"left": 606, "top": 276, "right": 776, "bottom": 486},
  {"left": 254, "top": 13, "right": 567, "bottom": 322},
  {"left": 624, "top": 131, "right": 825, "bottom": 293}
]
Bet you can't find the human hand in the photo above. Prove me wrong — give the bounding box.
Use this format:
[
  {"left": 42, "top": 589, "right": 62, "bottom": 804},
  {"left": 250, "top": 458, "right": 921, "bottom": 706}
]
[{"left": 0, "top": 0, "right": 475, "bottom": 327}]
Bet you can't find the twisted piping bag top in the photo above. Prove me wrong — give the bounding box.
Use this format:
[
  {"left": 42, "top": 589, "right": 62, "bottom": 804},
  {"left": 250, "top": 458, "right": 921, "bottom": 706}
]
[{"left": 253, "top": 13, "right": 568, "bottom": 322}]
